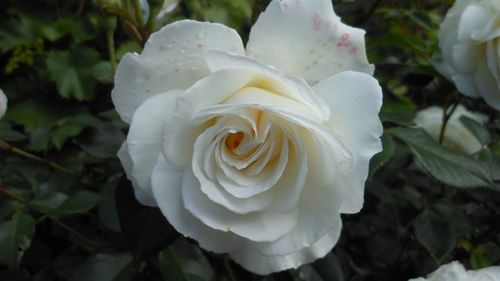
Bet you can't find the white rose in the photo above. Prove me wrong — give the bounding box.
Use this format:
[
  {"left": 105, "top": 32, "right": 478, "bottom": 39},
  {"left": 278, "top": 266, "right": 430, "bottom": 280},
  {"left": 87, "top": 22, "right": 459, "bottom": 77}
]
[
  {"left": 140, "top": 0, "right": 179, "bottom": 21},
  {"left": 409, "top": 261, "right": 500, "bottom": 281},
  {"left": 414, "top": 105, "right": 488, "bottom": 154},
  {"left": 434, "top": 0, "right": 500, "bottom": 110},
  {"left": 113, "top": 0, "right": 382, "bottom": 274},
  {"left": 0, "top": 88, "right": 7, "bottom": 120}
]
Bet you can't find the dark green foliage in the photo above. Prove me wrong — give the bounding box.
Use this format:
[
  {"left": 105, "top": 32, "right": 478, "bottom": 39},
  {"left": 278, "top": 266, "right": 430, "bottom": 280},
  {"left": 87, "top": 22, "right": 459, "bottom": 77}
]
[{"left": 0, "top": 0, "right": 499, "bottom": 281}]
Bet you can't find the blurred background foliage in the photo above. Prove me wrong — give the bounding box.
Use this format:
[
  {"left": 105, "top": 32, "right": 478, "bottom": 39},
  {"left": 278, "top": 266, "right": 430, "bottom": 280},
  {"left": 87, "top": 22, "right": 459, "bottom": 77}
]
[{"left": 0, "top": 0, "right": 499, "bottom": 280}]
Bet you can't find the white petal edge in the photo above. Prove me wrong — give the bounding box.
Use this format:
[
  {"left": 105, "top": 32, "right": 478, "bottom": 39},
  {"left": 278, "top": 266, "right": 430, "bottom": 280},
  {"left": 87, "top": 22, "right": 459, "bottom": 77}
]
[
  {"left": 313, "top": 71, "right": 383, "bottom": 213},
  {"left": 229, "top": 221, "right": 342, "bottom": 275},
  {"left": 0, "top": 88, "right": 7, "bottom": 119},
  {"left": 117, "top": 143, "right": 157, "bottom": 206},
  {"left": 246, "top": 0, "right": 373, "bottom": 85},
  {"left": 151, "top": 155, "right": 242, "bottom": 253},
  {"left": 111, "top": 20, "right": 245, "bottom": 123},
  {"left": 127, "top": 90, "right": 182, "bottom": 202}
]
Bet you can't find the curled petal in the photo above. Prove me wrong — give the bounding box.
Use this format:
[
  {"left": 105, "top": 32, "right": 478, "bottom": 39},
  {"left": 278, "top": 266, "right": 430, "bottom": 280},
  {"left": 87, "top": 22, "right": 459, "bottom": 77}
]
[
  {"left": 117, "top": 143, "right": 157, "bottom": 206},
  {"left": 230, "top": 222, "right": 342, "bottom": 275},
  {"left": 182, "top": 168, "right": 298, "bottom": 242},
  {"left": 112, "top": 20, "right": 245, "bottom": 123},
  {"left": 151, "top": 155, "right": 242, "bottom": 253},
  {"left": 313, "top": 71, "right": 383, "bottom": 213},
  {"left": 246, "top": 0, "right": 373, "bottom": 85}
]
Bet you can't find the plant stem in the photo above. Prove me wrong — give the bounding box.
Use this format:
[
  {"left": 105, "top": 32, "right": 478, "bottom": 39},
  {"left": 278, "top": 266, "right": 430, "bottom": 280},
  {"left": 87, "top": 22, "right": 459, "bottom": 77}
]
[
  {"left": 223, "top": 257, "right": 237, "bottom": 281},
  {"left": 438, "top": 102, "right": 460, "bottom": 144},
  {"left": 107, "top": 27, "right": 117, "bottom": 74},
  {"left": 0, "top": 183, "right": 28, "bottom": 203},
  {"left": 48, "top": 217, "right": 107, "bottom": 248},
  {"left": 0, "top": 139, "right": 75, "bottom": 175}
]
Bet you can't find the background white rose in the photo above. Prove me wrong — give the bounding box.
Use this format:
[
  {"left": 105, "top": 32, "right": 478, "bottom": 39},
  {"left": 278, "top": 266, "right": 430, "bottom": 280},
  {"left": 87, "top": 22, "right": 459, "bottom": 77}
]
[
  {"left": 113, "top": 0, "right": 382, "bottom": 275},
  {"left": 409, "top": 261, "right": 500, "bottom": 281},
  {"left": 434, "top": 0, "right": 500, "bottom": 110},
  {"left": 414, "top": 105, "right": 488, "bottom": 154},
  {"left": 0, "top": 88, "right": 7, "bottom": 120}
]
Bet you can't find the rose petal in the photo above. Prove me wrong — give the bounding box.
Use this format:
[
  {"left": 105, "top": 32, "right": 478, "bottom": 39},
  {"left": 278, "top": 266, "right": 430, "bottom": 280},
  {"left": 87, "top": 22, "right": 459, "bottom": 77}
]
[
  {"left": 161, "top": 70, "right": 254, "bottom": 168},
  {"left": 112, "top": 20, "right": 245, "bottom": 123},
  {"left": 230, "top": 222, "right": 342, "bottom": 275},
  {"left": 313, "top": 71, "right": 383, "bottom": 213},
  {"left": 475, "top": 55, "right": 500, "bottom": 110},
  {"left": 125, "top": 90, "right": 181, "bottom": 204},
  {"left": 151, "top": 155, "right": 242, "bottom": 253},
  {"left": 192, "top": 125, "right": 277, "bottom": 214},
  {"left": 117, "top": 143, "right": 157, "bottom": 206},
  {"left": 206, "top": 50, "right": 330, "bottom": 120},
  {"left": 0, "top": 88, "right": 7, "bottom": 120},
  {"left": 246, "top": 0, "right": 373, "bottom": 85},
  {"left": 182, "top": 168, "right": 298, "bottom": 242}
]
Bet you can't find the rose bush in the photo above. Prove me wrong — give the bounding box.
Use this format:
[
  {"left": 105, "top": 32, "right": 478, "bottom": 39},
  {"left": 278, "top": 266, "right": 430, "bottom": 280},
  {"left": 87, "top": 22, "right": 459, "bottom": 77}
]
[
  {"left": 113, "top": 0, "right": 384, "bottom": 275},
  {"left": 414, "top": 105, "right": 487, "bottom": 154},
  {"left": 409, "top": 261, "right": 500, "bottom": 281},
  {"left": 434, "top": 0, "right": 500, "bottom": 110},
  {"left": 0, "top": 89, "right": 7, "bottom": 120}
]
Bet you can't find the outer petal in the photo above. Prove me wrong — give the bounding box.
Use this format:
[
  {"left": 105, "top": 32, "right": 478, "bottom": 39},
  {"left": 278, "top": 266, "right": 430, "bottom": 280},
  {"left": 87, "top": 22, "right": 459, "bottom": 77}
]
[
  {"left": 126, "top": 90, "right": 181, "bottom": 204},
  {"left": 0, "top": 88, "right": 7, "bottom": 119},
  {"left": 181, "top": 168, "right": 298, "bottom": 242},
  {"left": 471, "top": 266, "right": 500, "bottom": 281},
  {"left": 246, "top": 0, "right": 373, "bottom": 85},
  {"left": 206, "top": 50, "right": 331, "bottom": 120},
  {"left": 151, "top": 155, "right": 242, "bottom": 253},
  {"left": 475, "top": 55, "right": 500, "bottom": 110},
  {"left": 313, "top": 71, "right": 383, "bottom": 213},
  {"left": 229, "top": 222, "right": 342, "bottom": 275},
  {"left": 117, "top": 143, "right": 157, "bottom": 206},
  {"left": 112, "top": 20, "right": 245, "bottom": 123},
  {"left": 245, "top": 172, "right": 343, "bottom": 258}
]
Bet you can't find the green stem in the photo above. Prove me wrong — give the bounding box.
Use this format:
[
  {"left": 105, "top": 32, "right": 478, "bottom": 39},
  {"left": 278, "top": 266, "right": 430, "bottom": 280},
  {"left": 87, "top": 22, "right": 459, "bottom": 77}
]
[
  {"left": 0, "top": 139, "right": 75, "bottom": 175},
  {"left": 223, "top": 257, "right": 237, "bottom": 281},
  {"left": 438, "top": 102, "right": 460, "bottom": 144},
  {"left": 107, "top": 27, "right": 117, "bottom": 74},
  {"left": 48, "top": 217, "right": 106, "bottom": 248},
  {"left": 0, "top": 184, "right": 28, "bottom": 203},
  {"left": 145, "top": 5, "right": 160, "bottom": 36}
]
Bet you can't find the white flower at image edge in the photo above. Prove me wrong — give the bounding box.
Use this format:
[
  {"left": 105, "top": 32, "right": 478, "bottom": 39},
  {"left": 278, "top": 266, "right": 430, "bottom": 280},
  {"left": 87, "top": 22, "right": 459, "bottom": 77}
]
[
  {"left": 0, "top": 88, "right": 7, "bottom": 119},
  {"left": 140, "top": 0, "right": 180, "bottom": 21},
  {"left": 414, "top": 105, "right": 488, "bottom": 154},
  {"left": 113, "top": 0, "right": 383, "bottom": 275},
  {"left": 409, "top": 261, "right": 500, "bottom": 281},
  {"left": 435, "top": 0, "right": 500, "bottom": 110}
]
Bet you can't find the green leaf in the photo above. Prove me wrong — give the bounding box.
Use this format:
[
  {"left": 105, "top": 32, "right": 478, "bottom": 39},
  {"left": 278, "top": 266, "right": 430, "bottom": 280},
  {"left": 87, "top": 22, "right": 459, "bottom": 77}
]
[
  {"left": 99, "top": 178, "right": 122, "bottom": 233},
  {"left": 0, "top": 122, "right": 26, "bottom": 141},
  {"left": 46, "top": 46, "right": 100, "bottom": 101},
  {"left": 460, "top": 116, "right": 491, "bottom": 146},
  {"left": 116, "top": 177, "right": 178, "bottom": 260},
  {"left": 52, "top": 191, "right": 101, "bottom": 215},
  {"left": 159, "top": 238, "right": 214, "bottom": 281},
  {"left": 369, "top": 134, "right": 396, "bottom": 175},
  {"left": 69, "top": 253, "right": 132, "bottom": 281},
  {"left": 388, "top": 127, "right": 493, "bottom": 188},
  {"left": 4, "top": 101, "right": 60, "bottom": 132},
  {"left": 0, "top": 212, "right": 36, "bottom": 269},
  {"left": 470, "top": 245, "right": 493, "bottom": 269},
  {"left": 414, "top": 209, "right": 455, "bottom": 263},
  {"left": 76, "top": 123, "right": 125, "bottom": 159},
  {"left": 311, "top": 252, "right": 344, "bottom": 281}
]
